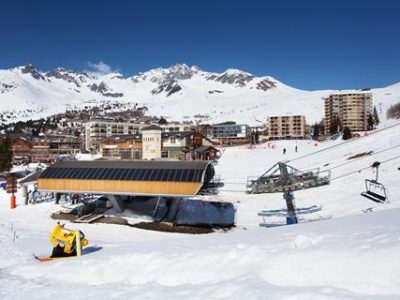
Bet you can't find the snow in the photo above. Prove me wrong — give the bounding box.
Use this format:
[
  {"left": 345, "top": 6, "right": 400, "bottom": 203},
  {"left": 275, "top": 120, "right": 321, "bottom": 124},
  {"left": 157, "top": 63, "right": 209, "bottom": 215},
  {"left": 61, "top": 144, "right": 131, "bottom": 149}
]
[
  {"left": 1, "top": 64, "right": 399, "bottom": 126},
  {"left": 1, "top": 121, "right": 400, "bottom": 299}
]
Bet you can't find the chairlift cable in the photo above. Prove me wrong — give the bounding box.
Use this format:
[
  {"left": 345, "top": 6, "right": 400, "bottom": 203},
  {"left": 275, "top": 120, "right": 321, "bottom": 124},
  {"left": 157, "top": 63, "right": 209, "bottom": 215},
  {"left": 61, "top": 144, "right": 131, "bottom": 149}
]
[
  {"left": 329, "top": 154, "right": 400, "bottom": 182},
  {"left": 323, "top": 144, "right": 400, "bottom": 172},
  {"left": 286, "top": 122, "right": 400, "bottom": 164},
  {"left": 220, "top": 154, "right": 400, "bottom": 193}
]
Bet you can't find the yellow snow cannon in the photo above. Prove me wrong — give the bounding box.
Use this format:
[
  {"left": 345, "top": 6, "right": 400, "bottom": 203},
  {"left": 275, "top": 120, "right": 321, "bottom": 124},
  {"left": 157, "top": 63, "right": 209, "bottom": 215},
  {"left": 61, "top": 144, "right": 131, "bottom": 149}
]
[{"left": 49, "top": 223, "right": 88, "bottom": 258}]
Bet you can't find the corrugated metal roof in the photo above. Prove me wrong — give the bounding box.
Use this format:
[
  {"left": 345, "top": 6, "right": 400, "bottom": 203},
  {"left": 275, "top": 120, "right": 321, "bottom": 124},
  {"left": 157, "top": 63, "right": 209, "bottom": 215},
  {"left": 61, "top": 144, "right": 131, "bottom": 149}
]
[
  {"left": 41, "top": 160, "right": 209, "bottom": 170},
  {"left": 39, "top": 160, "right": 211, "bottom": 183}
]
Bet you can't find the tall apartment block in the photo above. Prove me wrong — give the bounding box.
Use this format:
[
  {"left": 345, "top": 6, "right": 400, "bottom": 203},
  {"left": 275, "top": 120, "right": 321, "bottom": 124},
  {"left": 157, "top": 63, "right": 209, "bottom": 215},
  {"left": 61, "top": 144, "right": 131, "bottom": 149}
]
[
  {"left": 267, "top": 115, "right": 306, "bottom": 140},
  {"left": 324, "top": 92, "right": 372, "bottom": 133}
]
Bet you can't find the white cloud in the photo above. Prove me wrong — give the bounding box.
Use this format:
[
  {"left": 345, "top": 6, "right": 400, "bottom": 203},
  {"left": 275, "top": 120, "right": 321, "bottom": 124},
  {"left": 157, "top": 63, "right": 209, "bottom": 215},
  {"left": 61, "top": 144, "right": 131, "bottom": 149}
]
[{"left": 85, "top": 61, "right": 118, "bottom": 76}]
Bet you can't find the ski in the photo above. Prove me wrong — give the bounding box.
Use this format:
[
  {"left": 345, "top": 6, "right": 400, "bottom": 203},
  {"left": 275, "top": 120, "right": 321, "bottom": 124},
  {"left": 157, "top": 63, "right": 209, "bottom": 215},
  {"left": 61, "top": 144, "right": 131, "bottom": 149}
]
[{"left": 33, "top": 254, "right": 77, "bottom": 262}]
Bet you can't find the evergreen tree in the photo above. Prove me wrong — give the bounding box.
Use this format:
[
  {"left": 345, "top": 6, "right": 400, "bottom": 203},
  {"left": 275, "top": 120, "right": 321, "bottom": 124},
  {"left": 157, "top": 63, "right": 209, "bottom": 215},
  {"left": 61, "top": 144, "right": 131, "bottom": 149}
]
[
  {"left": 251, "top": 129, "right": 260, "bottom": 144},
  {"left": 367, "top": 114, "right": 374, "bottom": 130},
  {"left": 254, "top": 130, "right": 259, "bottom": 144},
  {"left": 313, "top": 122, "right": 320, "bottom": 139},
  {"left": 373, "top": 106, "right": 380, "bottom": 126},
  {"left": 330, "top": 117, "right": 340, "bottom": 135},
  {"left": 0, "top": 134, "right": 12, "bottom": 172},
  {"left": 158, "top": 117, "right": 168, "bottom": 125},
  {"left": 342, "top": 127, "right": 352, "bottom": 140},
  {"left": 319, "top": 121, "right": 325, "bottom": 135}
]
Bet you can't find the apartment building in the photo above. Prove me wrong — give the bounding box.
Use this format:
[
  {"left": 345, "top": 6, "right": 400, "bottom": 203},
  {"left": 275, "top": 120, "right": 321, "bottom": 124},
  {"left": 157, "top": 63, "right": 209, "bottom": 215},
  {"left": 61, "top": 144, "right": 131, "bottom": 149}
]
[
  {"left": 84, "top": 119, "right": 199, "bottom": 151},
  {"left": 324, "top": 92, "right": 372, "bottom": 133},
  {"left": 84, "top": 118, "right": 146, "bottom": 151},
  {"left": 267, "top": 115, "right": 306, "bottom": 140},
  {"left": 212, "top": 122, "right": 251, "bottom": 145},
  {"left": 160, "top": 123, "right": 196, "bottom": 132}
]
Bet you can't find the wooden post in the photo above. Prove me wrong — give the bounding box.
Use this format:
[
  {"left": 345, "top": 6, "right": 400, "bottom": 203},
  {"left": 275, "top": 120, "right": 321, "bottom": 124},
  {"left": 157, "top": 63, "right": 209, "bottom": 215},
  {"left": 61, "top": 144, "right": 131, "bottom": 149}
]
[
  {"left": 23, "top": 185, "right": 29, "bottom": 205},
  {"left": 7, "top": 175, "right": 17, "bottom": 209},
  {"left": 76, "top": 230, "right": 82, "bottom": 257}
]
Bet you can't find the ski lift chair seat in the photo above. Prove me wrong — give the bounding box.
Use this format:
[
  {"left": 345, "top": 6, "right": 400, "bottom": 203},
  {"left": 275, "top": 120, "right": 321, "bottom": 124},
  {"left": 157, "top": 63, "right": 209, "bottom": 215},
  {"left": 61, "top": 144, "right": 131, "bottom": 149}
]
[
  {"left": 361, "top": 190, "right": 386, "bottom": 203},
  {"left": 361, "top": 179, "right": 387, "bottom": 202}
]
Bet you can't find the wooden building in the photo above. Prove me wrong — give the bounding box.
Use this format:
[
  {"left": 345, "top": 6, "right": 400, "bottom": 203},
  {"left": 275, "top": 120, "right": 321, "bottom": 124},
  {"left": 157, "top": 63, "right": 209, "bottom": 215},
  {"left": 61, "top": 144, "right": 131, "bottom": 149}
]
[
  {"left": 31, "top": 139, "right": 51, "bottom": 163},
  {"left": 31, "top": 135, "right": 81, "bottom": 163},
  {"left": 47, "top": 135, "right": 81, "bottom": 160},
  {"left": 99, "top": 134, "right": 142, "bottom": 160},
  {"left": 12, "top": 137, "right": 32, "bottom": 164},
  {"left": 161, "top": 131, "right": 219, "bottom": 160},
  {"left": 38, "top": 160, "right": 217, "bottom": 197},
  {"left": 99, "top": 131, "right": 220, "bottom": 161}
]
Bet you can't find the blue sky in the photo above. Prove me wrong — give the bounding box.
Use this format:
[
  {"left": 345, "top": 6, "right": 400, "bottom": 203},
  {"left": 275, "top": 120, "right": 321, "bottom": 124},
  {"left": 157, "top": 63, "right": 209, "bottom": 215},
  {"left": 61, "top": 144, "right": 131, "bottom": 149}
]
[{"left": 0, "top": 0, "right": 399, "bottom": 90}]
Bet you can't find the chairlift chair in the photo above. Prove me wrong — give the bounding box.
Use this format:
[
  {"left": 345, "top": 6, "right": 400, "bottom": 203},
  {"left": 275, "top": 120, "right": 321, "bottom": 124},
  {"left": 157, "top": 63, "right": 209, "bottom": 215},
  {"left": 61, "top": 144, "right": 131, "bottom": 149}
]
[{"left": 361, "top": 161, "right": 387, "bottom": 203}]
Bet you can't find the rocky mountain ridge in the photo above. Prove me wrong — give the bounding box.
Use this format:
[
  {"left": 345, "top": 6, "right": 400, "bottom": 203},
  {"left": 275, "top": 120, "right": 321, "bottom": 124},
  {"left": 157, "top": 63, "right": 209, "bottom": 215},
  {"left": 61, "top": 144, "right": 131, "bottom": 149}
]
[{"left": 0, "top": 63, "right": 398, "bottom": 125}]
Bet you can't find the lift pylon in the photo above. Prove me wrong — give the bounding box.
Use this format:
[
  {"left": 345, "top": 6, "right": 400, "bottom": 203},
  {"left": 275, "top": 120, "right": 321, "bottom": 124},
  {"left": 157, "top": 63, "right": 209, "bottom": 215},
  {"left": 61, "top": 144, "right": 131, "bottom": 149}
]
[{"left": 247, "top": 162, "right": 331, "bottom": 224}]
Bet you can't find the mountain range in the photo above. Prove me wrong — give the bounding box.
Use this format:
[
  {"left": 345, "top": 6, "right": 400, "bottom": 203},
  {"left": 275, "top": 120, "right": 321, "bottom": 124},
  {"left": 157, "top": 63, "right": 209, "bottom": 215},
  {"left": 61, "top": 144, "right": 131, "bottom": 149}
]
[{"left": 0, "top": 63, "right": 399, "bottom": 125}]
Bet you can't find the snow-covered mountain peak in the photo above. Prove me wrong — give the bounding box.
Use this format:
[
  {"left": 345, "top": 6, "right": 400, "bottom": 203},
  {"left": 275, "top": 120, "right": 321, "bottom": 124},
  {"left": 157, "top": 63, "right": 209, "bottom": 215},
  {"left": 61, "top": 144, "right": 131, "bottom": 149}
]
[
  {"left": 45, "top": 68, "right": 91, "bottom": 86},
  {"left": 169, "top": 63, "right": 199, "bottom": 73},
  {"left": 17, "top": 64, "right": 45, "bottom": 80},
  {"left": 130, "top": 63, "right": 199, "bottom": 86},
  {"left": 99, "top": 72, "right": 125, "bottom": 81},
  {"left": 223, "top": 68, "right": 253, "bottom": 76},
  {"left": 1, "top": 63, "right": 399, "bottom": 126},
  {"left": 209, "top": 68, "right": 255, "bottom": 87}
]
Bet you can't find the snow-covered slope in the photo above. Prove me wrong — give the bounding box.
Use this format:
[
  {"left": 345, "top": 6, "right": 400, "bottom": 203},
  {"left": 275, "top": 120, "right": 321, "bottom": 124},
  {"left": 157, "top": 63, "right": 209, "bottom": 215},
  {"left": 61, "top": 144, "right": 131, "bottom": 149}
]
[
  {"left": 1, "top": 120, "right": 400, "bottom": 299},
  {"left": 1, "top": 64, "right": 399, "bottom": 125},
  {"left": 215, "top": 120, "right": 400, "bottom": 226}
]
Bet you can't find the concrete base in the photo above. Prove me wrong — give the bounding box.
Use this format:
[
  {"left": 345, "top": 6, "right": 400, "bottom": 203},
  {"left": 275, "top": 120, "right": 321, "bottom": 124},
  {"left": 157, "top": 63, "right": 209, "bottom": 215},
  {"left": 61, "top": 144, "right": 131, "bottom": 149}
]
[
  {"left": 108, "top": 195, "right": 126, "bottom": 213},
  {"left": 164, "top": 198, "right": 181, "bottom": 223}
]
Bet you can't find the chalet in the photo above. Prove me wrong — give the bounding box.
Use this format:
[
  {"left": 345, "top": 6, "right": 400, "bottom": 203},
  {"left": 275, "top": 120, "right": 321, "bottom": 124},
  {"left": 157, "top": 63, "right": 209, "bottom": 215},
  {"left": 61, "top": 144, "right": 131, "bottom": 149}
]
[
  {"left": 29, "top": 135, "right": 81, "bottom": 163},
  {"left": 11, "top": 137, "right": 32, "bottom": 164},
  {"left": 161, "top": 131, "right": 219, "bottom": 160},
  {"left": 99, "top": 134, "right": 142, "bottom": 160},
  {"left": 31, "top": 138, "right": 50, "bottom": 163},
  {"left": 100, "top": 128, "right": 220, "bottom": 161},
  {"left": 47, "top": 135, "right": 81, "bottom": 160}
]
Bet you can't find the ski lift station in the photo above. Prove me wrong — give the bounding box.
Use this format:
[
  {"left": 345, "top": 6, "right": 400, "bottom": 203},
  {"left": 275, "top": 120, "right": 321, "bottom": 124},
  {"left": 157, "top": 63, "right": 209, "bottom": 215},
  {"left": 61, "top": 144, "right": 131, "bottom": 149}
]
[
  {"left": 38, "top": 160, "right": 218, "bottom": 198},
  {"left": 36, "top": 160, "right": 232, "bottom": 226}
]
